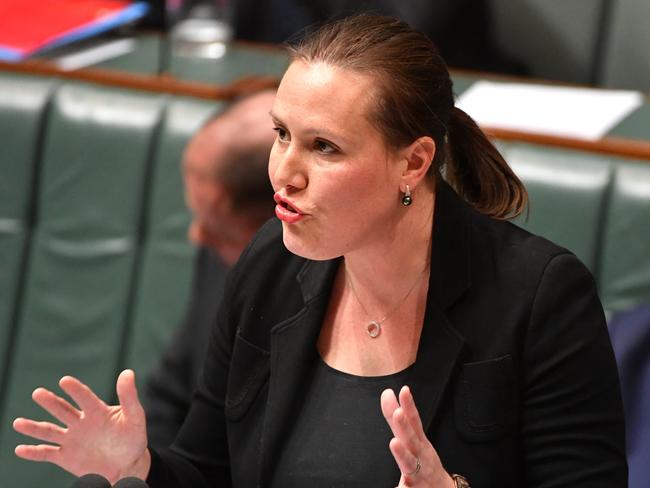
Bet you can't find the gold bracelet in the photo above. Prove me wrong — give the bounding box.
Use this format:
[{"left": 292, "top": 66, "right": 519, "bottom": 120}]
[{"left": 451, "top": 474, "right": 471, "bottom": 488}]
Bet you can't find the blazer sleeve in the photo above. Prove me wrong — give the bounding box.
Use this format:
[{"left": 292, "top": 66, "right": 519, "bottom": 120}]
[{"left": 522, "top": 253, "right": 627, "bottom": 487}]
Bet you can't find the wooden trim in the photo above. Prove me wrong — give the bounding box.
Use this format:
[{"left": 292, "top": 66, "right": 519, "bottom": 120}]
[
  {"left": 0, "top": 59, "right": 280, "bottom": 100},
  {"left": 484, "top": 127, "right": 650, "bottom": 161},
  {"left": 1, "top": 60, "right": 648, "bottom": 160},
  {"left": 452, "top": 68, "right": 650, "bottom": 160}
]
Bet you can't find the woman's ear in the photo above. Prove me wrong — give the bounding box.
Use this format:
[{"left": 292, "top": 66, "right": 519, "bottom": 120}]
[{"left": 400, "top": 136, "right": 435, "bottom": 188}]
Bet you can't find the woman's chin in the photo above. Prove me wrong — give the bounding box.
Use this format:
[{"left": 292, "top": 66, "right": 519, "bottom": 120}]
[{"left": 281, "top": 226, "right": 337, "bottom": 261}]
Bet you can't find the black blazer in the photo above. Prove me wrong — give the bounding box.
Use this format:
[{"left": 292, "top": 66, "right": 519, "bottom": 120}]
[{"left": 148, "top": 182, "right": 627, "bottom": 488}]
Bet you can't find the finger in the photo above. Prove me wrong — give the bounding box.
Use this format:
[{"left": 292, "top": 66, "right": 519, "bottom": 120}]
[
  {"left": 381, "top": 388, "right": 400, "bottom": 431},
  {"left": 398, "top": 386, "right": 426, "bottom": 443},
  {"left": 13, "top": 418, "right": 66, "bottom": 445},
  {"left": 389, "top": 437, "right": 419, "bottom": 487},
  {"left": 59, "top": 376, "right": 105, "bottom": 412},
  {"left": 393, "top": 407, "right": 420, "bottom": 449},
  {"left": 392, "top": 407, "right": 421, "bottom": 454},
  {"left": 116, "top": 370, "right": 144, "bottom": 421},
  {"left": 32, "top": 387, "right": 81, "bottom": 426},
  {"left": 15, "top": 444, "right": 61, "bottom": 464}
]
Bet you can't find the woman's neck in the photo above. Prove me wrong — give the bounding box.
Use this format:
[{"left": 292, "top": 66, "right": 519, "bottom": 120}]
[
  {"left": 317, "top": 187, "right": 435, "bottom": 376},
  {"left": 343, "top": 188, "right": 435, "bottom": 305}
]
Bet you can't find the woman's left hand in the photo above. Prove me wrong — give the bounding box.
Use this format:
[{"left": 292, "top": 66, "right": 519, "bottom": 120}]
[{"left": 381, "top": 386, "right": 455, "bottom": 488}]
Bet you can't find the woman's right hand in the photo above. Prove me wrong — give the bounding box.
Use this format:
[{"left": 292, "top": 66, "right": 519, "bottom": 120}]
[{"left": 13, "top": 369, "right": 150, "bottom": 484}]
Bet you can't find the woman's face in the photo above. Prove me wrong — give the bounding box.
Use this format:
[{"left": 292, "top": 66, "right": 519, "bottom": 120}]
[{"left": 269, "top": 61, "right": 407, "bottom": 260}]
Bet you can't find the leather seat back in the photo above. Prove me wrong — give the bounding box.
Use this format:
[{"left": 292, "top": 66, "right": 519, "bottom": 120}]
[
  {"left": 503, "top": 143, "right": 612, "bottom": 272},
  {"left": 598, "top": 161, "right": 650, "bottom": 314},
  {"left": 121, "top": 98, "right": 223, "bottom": 385},
  {"left": 0, "top": 73, "right": 53, "bottom": 389},
  {"left": 0, "top": 82, "right": 165, "bottom": 487}
]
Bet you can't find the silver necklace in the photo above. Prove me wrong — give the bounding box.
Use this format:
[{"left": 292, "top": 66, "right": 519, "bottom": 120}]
[{"left": 346, "top": 266, "right": 428, "bottom": 338}]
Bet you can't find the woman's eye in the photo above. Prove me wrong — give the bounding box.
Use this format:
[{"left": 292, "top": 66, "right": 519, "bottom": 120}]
[
  {"left": 315, "top": 140, "right": 336, "bottom": 154},
  {"left": 273, "top": 127, "right": 289, "bottom": 142}
]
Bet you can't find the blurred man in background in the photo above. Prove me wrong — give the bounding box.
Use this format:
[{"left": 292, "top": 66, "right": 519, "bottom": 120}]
[{"left": 143, "top": 89, "right": 276, "bottom": 447}]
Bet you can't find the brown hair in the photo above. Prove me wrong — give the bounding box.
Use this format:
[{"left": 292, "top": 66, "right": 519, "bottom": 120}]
[{"left": 287, "top": 13, "right": 527, "bottom": 219}]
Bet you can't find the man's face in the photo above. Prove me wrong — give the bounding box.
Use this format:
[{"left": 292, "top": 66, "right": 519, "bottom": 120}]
[{"left": 182, "top": 127, "right": 241, "bottom": 260}]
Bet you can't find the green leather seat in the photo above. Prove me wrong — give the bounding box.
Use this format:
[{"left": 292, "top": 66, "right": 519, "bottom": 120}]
[
  {"left": 121, "top": 97, "right": 224, "bottom": 387},
  {"left": 599, "top": 161, "right": 650, "bottom": 314},
  {"left": 503, "top": 143, "right": 612, "bottom": 273},
  {"left": 0, "top": 82, "right": 165, "bottom": 487},
  {"left": 0, "top": 74, "right": 53, "bottom": 393}
]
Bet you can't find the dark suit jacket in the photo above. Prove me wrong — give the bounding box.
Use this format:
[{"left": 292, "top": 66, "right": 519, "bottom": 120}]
[
  {"left": 143, "top": 248, "right": 228, "bottom": 448},
  {"left": 148, "top": 182, "right": 627, "bottom": 488},
  {"left": 609, "top": 304, "right": 650, "bottom": 488}
]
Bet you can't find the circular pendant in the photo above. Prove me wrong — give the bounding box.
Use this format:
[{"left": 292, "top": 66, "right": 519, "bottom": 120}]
[{"left": 367, "top": 321, "right": 382, "bottom": 338}]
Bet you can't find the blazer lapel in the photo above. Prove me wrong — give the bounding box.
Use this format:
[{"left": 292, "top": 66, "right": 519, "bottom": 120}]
[
  {"left": 409, "top": 181, "right": 472, "bottom": 431},
  {"left": 258, "top": 258, "right": 340, "bottom": 486}
]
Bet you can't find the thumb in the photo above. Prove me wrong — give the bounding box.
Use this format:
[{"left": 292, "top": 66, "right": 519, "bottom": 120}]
[{"left": 116, "top": 369, "right": 144, "bottom": 420}]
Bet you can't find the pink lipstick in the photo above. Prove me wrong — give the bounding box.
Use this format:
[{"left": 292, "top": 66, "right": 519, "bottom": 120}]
[{"left": 274, "top": 193, "right": 306, "bottom": 224}]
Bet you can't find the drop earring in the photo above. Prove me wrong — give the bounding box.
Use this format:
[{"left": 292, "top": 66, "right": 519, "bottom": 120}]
[{"left": 401, "top": 184, "right": 412, "bottom": 206}]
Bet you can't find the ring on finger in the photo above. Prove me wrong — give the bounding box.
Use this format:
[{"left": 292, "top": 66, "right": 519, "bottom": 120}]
[{"left": 406, "top": 456, "right": 421, "bottom": 476}]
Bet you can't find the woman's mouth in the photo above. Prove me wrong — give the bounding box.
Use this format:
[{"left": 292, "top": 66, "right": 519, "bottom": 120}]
[{"left": 274, "top": 193, "right": 306, "bottom": 224}]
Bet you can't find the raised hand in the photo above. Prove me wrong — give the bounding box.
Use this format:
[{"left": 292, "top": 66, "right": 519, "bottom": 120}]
[
  {"left": 381, "top": 386, "right": 454, "bottom": 488},
  {"left": 13, "top": 370, "right": 151, "bottom": 485}
]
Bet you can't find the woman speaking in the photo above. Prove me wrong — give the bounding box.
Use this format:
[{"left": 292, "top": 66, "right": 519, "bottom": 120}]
[{"left": 13, "top": 14, "right": 627, "bottom": 488}]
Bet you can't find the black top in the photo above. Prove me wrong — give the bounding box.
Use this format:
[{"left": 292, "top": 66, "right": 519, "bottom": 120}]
[
  {"left": 608, "top": 304, "right": 650, "bottom": 488},
  {"left": 271, "top": 357, "right": 413, "bottom": 487}
]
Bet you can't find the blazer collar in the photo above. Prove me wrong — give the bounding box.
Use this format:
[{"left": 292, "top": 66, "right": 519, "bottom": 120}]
[
  {"left": 428, "top": 179, "right": 472, "bottom": 310},
  {"left": 258, "top": 259, "right": 338, "bottom": 485},
  {"left": 406, "top": 180, "right": 471, "bottom": 430},
  {"left": 259, "top": 181, "right": 472, "bottom": 484}
]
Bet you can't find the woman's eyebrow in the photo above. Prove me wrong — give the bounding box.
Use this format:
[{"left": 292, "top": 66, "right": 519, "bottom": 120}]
[
  {"left": 269, "top": 110, "right": 283, "bottom": 124},
  {"left": 269, "top": 109, "right": 350, "bottom": 145}
]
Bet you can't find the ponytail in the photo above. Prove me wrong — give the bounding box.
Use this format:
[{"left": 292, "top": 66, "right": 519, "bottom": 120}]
[{"left": 444, "top": 107, "right": 527, "bottom": 219}]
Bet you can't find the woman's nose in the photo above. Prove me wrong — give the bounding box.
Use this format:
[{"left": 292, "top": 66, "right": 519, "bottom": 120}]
[{"left": 270, "top": 144, "right": 307, "bottom": 191}]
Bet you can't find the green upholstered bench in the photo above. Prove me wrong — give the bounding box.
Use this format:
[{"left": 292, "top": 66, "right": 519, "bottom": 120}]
[
  {"left": 598, "top": 161, "right": 650, "bottom": 313},
  {"left": 0, "top": 74, "right": 55, "bottom": 394},
  {"left": 498, "top": 141, "right": 650, "bottom": 317},
  {"left": 120, "top": 97, "right": 224, "bottom": 384},
  {"left": 0, "top": 70, "right": 223, "bottom": 486},
  {"left": 0, "top": 67, "right": 649, "bottom": 486}
]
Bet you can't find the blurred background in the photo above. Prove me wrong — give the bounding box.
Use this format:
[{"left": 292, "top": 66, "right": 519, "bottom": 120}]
[
  {"left": 139, "top": 0, "right": 650, "bottom": 90},
  {"left": 1, "top": 0, "right": 648, "bottom": 89}
]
